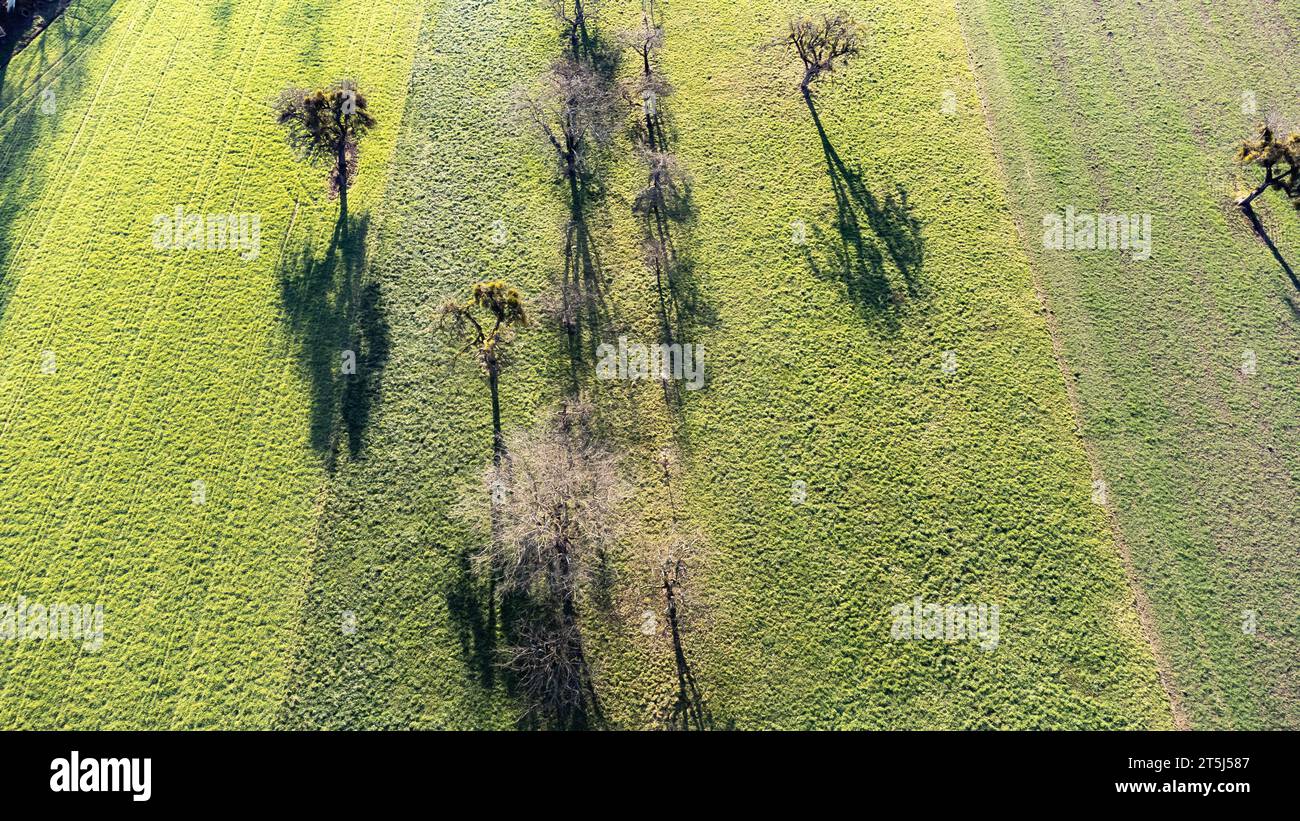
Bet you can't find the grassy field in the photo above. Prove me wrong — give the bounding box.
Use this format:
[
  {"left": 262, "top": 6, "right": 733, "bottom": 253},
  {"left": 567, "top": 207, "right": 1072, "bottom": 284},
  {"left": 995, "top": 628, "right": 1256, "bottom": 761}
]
[
  {"left": 9, "top": 0, "right": 1286, "bottom": 731},
  {"left": 279, "top": 0, "right": 1172, "bottom": 729},
  {"left": 0, "top": 0, "right": 424, "bottom": 728},
  {"left": 958, "top": 0, "right": 1300, "bottom": 729}
]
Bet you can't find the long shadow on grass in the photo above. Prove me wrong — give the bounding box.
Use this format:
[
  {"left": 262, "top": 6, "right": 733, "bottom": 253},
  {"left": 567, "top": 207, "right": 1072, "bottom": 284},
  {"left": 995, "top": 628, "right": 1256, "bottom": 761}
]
[
  {"left": 210, "top": 0, "right": 234, "bottom": 27},
  {"left": 0, "top": 0, "right": 73, "bottom": 71},
  {"left": 446, "top": 535, "right": 605, "bottom": 728},
  {"left": 278, "top": 213, "right": 390, "bottom": 468},
  {"left": 642, "top": 192, "right": 716, "bottom": 427},
  {"left": 554, "top": 176, "right": 618, "bottom": 394},
  {"left": 445, "top": 547, "right": 520, "bottom": 691},
  {"left": 803, "top": 96, "right": 924, "bottom": 321},
  {"left": 504, "top": 595, "right": 605, "bottom": 730},
  {"left": 569, "top": 13, "right": 622, "bottom": 82},
  {"left": 1239, "top": 201, "right": 1300, "bottom": 294},
  {"left": 0, "top": 16, "right": 92, "bottom": 334}
]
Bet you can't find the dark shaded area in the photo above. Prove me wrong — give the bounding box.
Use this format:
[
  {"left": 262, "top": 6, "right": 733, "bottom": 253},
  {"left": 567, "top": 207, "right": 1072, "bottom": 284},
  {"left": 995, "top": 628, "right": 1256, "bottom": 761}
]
[
  {"left": 667, "top": 639, "right": 707, "bottom": 729},
  {"left": 1284, "top": 291, "right": 1300, "bottom": 323},
  {"left": 664, "top": 589, "right": 709, "bottom": 730},
  {"left": 447, "top": 551, "right": 605, "bottom": 729},
  {"left": 499, "top": 595, "right": 605, "bottom": 731},
  {"left": 553, "top": 173, "right": 618, "bottom": 394},
  {"left": 278, "top": 213, "right": 390, "bottom": 468},
  {"left": 629, "top": 83, "right": 716, "bottom": 422},
  {"left": 569, "top": 7, "right": 621, "bottom": 82},
  {"left": 804, "top": 95, "right": 924, "bottom": 318},
  {"left": 549, "top": 7, "right": 629, "bottom": 393},
  {"left": 0, "top": 6, "right": 96, "bottom": 334},
  {"left": 0, "top": 0, "right": 72, "bottom": 67},
  {"left": 446, "top": 549, "right": 530, "bottom": 692},
  {"left": 209, "top": 0, "right": 233, "bottom": 27},
  {"left": 648, "top": 196, "right": 713, "bottom": 339},
  {"left": 646, "top": 211, "right": 715, "bottom": 419},
  {"left": 445, "top": 548, "right": 494, "bottom": 687},
  {"left": 1240, "top": 199, "right": 1300, "bottom": 293},
  {"left": 278, "top": 0, "right": 330, "bottom": 62}
]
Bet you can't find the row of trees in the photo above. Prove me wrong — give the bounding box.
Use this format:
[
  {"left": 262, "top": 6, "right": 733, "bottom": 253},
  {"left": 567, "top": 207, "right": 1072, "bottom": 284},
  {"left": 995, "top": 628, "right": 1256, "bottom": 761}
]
[
  {"left": 426, "top": 7, "right": 869, "bottom": 730},
  {"left": 621, "top": 4, "right": 709, "bottom": 730},
  {"left": 270, "top": 9, "right": 873, "bottom": 729},
  {"left": 264, "top": 13, "right": 1298, "bottom": 729},
  {"left": 444, "top": 0, "right": 624, "bottom": 729},
  {"left": 266, "top": 9, "right": 863, "bottom": 265},
  {"left": 437, "top": 0, "right": 720, "bottom": 729}
]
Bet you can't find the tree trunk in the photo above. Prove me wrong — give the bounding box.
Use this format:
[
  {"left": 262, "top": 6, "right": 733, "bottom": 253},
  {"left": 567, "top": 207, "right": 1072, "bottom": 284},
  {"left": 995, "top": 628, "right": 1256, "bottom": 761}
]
[
  {"left": 1239, "top": 180, "right": 1268, "bottom": 210},
  {"left": 567, "top": 161, "right": 581, "bottom": 218},
  {"left": 488, "top": 360, "right": 503, "bottom": 465},
  {"left": 1240, "top": 197, "right": 1299, "bottom": 286},
  {"left": 575, "top": 2, "right": 590, "bottom": 57},
  {"left": 336, "top": 133, "right": 349, "bottom": 229}
]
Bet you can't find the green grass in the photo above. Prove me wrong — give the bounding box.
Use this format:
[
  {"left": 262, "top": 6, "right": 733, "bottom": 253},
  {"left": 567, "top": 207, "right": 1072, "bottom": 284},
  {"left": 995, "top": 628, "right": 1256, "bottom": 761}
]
[
  {"left": 0, "top": 0, "right": 424, "bottom": 728},
  {"left": 279, "top": 0, "right": 1172, "bottom": 729},
  {"left": 958, "top": 0, "right": 1300, "bottom": 729},
  {"left": 12, "top": 0, "right": 1271, "bottom": 730}
]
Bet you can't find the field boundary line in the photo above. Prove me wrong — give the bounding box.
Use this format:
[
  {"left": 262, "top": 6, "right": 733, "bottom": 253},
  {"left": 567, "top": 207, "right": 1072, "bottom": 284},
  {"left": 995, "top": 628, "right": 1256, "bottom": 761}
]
[{"left": 951, "top": 0, "right": 1189, "bottom": 730}]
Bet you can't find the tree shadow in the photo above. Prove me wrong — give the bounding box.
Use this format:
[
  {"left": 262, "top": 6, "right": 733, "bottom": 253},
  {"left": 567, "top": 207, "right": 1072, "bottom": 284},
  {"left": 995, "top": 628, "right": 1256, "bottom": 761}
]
[
  {"left": 1284, "top": 291, "right": 1300, "bottom": 322},
  {"left": 278, "top": 212, "right": 390, "bottom": 468},
  {"left": 573, "top": 10, "right": 622, "bottom": 82},
  {"left": 667, "top": 633, "right": 709, "bottom": 730},
  {"left": 628, "top": 80, "right": 677, "bottom": 157},
  {"left": 276, "top": 0, "right": 329, "bottom": 61},
  {"left": 644, "top": 210, "right": 716, "bottom": 423},
  {"left": 0, "top": 9, "right": 94, "bottom": 335},
  {"left": 553, "top": 176, "right": 618, "bottom": 393},
  {"left": 445, "top": 546, "right": 499, "bottom": 689},
  {"left": 661, "top": 585, "right": 710, "bottom": 730},
  {"left": 1240, "top": 201, "right": 1300, "bottom": 294},
  {"left": 803, "top": 95, "right": 925, "bottom": 319},
  {"left": 502, "top": 596, "right": 605, "bottom": 731},
  {"left": 210, "top": 0, "right": 234, "bottom": 28},
  {"left": 0, "top": 0, "right": 73, "bottom": 69}
]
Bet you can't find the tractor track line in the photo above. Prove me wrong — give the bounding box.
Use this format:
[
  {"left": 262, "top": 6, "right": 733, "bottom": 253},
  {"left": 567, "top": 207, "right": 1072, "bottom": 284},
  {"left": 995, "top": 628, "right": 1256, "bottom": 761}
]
[{"left": 951, "top": 0, "right": 1190, "bottom": 730}]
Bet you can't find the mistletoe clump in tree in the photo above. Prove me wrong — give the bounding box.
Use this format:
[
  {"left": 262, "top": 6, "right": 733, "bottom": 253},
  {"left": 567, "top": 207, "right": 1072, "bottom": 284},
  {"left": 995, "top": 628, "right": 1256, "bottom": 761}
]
[
  {"left": 440, "top": 280, "right": 528, "bottom": 463},
  {"left": 275, "top": 80, "right": 376, "bottom": 222},
  {"left": 1236, "top": 124, "right": 1300, "bottom": 279}
]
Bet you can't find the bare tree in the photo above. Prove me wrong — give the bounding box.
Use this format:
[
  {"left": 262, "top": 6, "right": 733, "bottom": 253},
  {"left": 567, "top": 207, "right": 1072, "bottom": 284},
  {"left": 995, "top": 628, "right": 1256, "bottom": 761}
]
[
  {"left": 463, "top": 398, "right": 621, "bottom": 727},
  {"left": 621, "top": 12, "right": 669, "bottom": 148},
  {"left": 1237, "top": 124, "right": 1300, "bottom": 282},
  {"left": 623, "top": 11, "right": 663, "bottom": 78},
  {"left": 633, "top": 146, "right": 689, "bottom": 222},
  {"left": 518, "top": 58, "right": 619, "bottom": 201},
  {"left": 778, "top": 12, "right": 865, "bottom": 99},
  {"left": 439, "top": 280, "right": 528, "bottom": 463},
  {"left": 480, "top": 398, "right": 622, "bottom": 602},
  {"left": 656, "top": 541, "right": 690, "bottom": 635},
  {"left": 653, "top": 537, "right": 707, "bottom": 729},
  {"left": 275, "top": 80, "right": 376, "bottom": 222}
]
